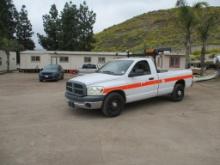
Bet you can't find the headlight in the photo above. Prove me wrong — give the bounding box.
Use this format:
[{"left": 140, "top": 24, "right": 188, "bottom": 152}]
[{"left": 87, "top": 86, "right": 104, "bottom": 95}]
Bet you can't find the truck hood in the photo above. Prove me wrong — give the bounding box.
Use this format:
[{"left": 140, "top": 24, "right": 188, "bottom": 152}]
[{"left": 69, "top": 73, "right": 119, "bottom": 86}]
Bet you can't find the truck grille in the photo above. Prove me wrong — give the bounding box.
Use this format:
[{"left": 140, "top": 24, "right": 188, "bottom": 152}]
[{"left": 66, "top": 81, "right": 86, "bottom": 96}]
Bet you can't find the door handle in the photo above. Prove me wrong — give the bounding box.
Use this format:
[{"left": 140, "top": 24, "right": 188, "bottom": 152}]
[{"left": 149, "top": 77, "right": 154, "bottom": 80}]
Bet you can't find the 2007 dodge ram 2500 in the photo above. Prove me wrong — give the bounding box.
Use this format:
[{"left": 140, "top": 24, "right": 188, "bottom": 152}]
[{"left": 65, "top": 58, "right": 193, "bottom": 117}]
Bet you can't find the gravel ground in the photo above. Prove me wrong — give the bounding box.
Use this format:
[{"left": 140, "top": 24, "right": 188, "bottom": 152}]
[{"left": 0, "top": 73, "right": 220, "bottom": 165}]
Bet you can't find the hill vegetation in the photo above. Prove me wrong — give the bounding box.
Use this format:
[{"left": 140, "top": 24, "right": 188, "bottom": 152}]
[{"left": 94, "top": 7, "right": 220, "bottom": 53}]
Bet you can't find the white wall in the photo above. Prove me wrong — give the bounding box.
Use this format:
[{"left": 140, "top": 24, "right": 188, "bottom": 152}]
[
  {"left": 20, "top": 52, "right": 125, "bottom": 70},
  {"left": 20, "top": 53, "right": 51, "bottom": 69},
  {"left": 0, "top": 50, "right": 17, "bottom": 72},
  {"left": 55, "top": 55, "right": 122, "bottom": 69},
  {"left": 20, "top": 51, "right": 187, "bottom": 71},
  {"left": 156, "top": 55, "right": 185, "bottom": 70}
]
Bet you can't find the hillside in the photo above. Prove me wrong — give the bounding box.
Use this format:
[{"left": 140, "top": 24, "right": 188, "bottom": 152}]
[{"left": 93, "top": 7, "right": 220, "bottom": 53}]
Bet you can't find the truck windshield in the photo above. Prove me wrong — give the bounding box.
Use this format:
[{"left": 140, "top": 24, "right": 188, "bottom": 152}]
[{"left": 97, "top": 60, "right": 133, "bottom": 75}]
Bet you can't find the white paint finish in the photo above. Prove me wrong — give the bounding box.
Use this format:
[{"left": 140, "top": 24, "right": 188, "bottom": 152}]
[
  {"left": 158, "top": 69, "right": 192, "bottom": 96},
  {"left": 156, "top": 54, "right": 186, "bottom": 69},
  {"left": 0, "top": 50, "right": 17, "bottom": 72},
  {"left": 124, "top": 58, "right": 159, "bottom": 102},
  {"left": 68, "top": 58, "right": 193, "bottom": 103},
  {"left": 72, "top": 73, "right": 119, "bottom": 86},
  {"left": 20, "top": 51, "right": 186, "bottom": 71},
  {"left": 20, "top": 51, "right": 127, "bottom": 70},
  {"left": 20, "top": 52, "right": 50, "bottom": 69},
  {"left": 125, "top": 75, "right": 158, "bottom": 103}
]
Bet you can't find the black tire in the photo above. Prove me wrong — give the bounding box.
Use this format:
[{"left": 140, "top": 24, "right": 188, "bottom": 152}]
[
  {"left": 171, "top": 83, "right": 185, "bottom": 102},
  {"left": 102, "top": 92, "right": 125, "bottom": 117},
  {"left": 39, "top": 79, "right": 43, "bottom": 82}
]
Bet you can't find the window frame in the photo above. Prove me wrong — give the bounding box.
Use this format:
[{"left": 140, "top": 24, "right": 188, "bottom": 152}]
[
  {"left": 84, "top": 57, "right": 91, "bottom": 63},
  {"left": 98, "top": 57, "right": 105, "bottom": 64},
  {"left": 170, "top": 56, "right": 180, "bottom": 68},
  {"left": 31, "top": 56, "right": 40, "bottom": 62},
  {"left": 59, "top": 56, "right": 69, "bottom": 63}
]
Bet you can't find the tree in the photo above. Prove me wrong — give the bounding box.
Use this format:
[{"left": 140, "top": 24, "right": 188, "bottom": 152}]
[
  {"left": 0, "top": 0, "right": 18, "bottom": 40},
  {"left": 59, "top": 2, "right": 80, "bottom": 50},
  {"left": 38, "top": 1, "right": 96, "bottom": 51},
  {"left": 193, "top": 2, "right": 219, "bottom": 75},
  {"left": 37, "top": 4, "right": 60, "bottom": 50},
  {"left": 78, "top": 1, "right": 96, "bottom": 51},
  {"left": 0, "top": 0, "right": 19, "bottom": 70},
  {"left": 176, "top": 0, "right": 196, "bottom": 68},
  {"left": 16, "top": 5, "right": 35, "bottom": 50}
]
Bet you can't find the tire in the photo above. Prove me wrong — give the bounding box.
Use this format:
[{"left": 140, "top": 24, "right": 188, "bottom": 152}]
[
  {"left": 102, "top": 92, "right": 125, "bottom": 117},
  {"left": 39, "top": 79, "right": 43, "bottom": 82},
  {"left": 171, "top": 83, "right": 185, "bottom": 102}
]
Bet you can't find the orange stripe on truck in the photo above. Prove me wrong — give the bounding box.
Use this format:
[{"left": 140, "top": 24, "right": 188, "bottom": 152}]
[
  {"left": 103, "top": 82, "right": 142, "bottom": 94},
  {"left": 164, "top": 75, "right": 193, "bottom": 83},
  {"left": 103, "top": 74, "right": 192, "bottom": 94},
  {"left": 142, "top": 80, "right": 162, "bottom": 87}
]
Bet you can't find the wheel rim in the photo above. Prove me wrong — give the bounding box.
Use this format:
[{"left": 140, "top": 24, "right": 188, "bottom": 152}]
[
  {"left": 108, "top": 98, "right": 121, "bottom": 113},
  {"left": 177, "top": 90, "right": 182, "bottom": 96},
  {"left": 177, "top": 88, "right": 183, "bottom": 98}
]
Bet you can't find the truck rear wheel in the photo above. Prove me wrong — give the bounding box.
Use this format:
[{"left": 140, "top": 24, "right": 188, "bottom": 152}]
[
  {"left": 102, "top": 92, "right": 125, "bottom": 117},
  {"left": 171, "top": 83, "right": 185, "bottom": 101}
]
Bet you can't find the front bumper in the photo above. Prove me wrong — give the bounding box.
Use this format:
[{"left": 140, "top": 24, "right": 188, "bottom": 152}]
[
  {"left": 65, "top": 91, "right": 104, "bottom": 109},
  {"left": 39, "top": 75, "right": 58, "bottom": 80}
]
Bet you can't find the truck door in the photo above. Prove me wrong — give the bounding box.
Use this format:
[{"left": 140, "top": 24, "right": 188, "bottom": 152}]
[{"left": 126, "top": 60, "right": 158, "bottom": 102}]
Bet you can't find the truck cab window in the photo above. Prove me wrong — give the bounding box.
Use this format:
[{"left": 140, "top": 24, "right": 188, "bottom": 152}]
[{"left": 130, "top": 60, "right": 151, "bottom": 75}]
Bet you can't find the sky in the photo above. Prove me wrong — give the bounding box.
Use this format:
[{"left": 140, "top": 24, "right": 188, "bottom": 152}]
[{"left": 13, "top": 0, "right": 220, "bottom": 50}]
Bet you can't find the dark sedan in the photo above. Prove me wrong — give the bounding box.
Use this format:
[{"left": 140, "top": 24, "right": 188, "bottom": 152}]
[{"left": 39, "top": 64, "right": 64, "bottom": 82}]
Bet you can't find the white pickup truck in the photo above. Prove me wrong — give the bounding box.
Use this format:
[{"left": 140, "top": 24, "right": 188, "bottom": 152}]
[{"left": 65, "top": 58, "right": 193, "bottom": 117}]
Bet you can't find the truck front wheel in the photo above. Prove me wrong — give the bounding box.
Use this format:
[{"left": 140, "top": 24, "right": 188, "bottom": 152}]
[
  {"left": 102, "top": 92, "right": 125, "bottom": 117},
  {"left": 171, "top": 83, "right": 185, "bottom": 101}
]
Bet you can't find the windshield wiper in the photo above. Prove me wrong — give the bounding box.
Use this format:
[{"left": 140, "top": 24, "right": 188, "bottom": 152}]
[{"left": 100, "top": 70, "right": 116, "bottom": 75}]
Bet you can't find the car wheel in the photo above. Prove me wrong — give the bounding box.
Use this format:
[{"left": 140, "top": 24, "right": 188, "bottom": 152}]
[
  {"left": 171, "top": 83, "right": 185, "bottom": 101},
  {"left": 39, "top": 79, "right": 43, "bottom": 82},
  {"left": 102, "top": 92, "right": 125, "bottom": 117}
]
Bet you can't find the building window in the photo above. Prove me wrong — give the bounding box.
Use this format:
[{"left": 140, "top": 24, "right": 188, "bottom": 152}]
[
  {"left": 0, "top": 57, "right": 2, "bottom": 65},
  {"left": 170, "top": 56, "right": 180, "bottom": 68},
  {"left": 31, "top": 56, "right": 40, "bottom": 62},
  {"left": 60, "top": 56, "right": 69, "bottom": 63},
  {"left": 84, "top": 57, "right": 91, "bottom": 63},
  {"left": 98, "top": 57, "right": 105, "bottom": 63}
]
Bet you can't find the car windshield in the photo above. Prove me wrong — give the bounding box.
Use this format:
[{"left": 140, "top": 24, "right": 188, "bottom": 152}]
[
  {"left": 43, "top": 65, "right": 58, "bottom": 71},
  {"left": 97, "top": 60, "right": 133, "bottom": 75}
]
